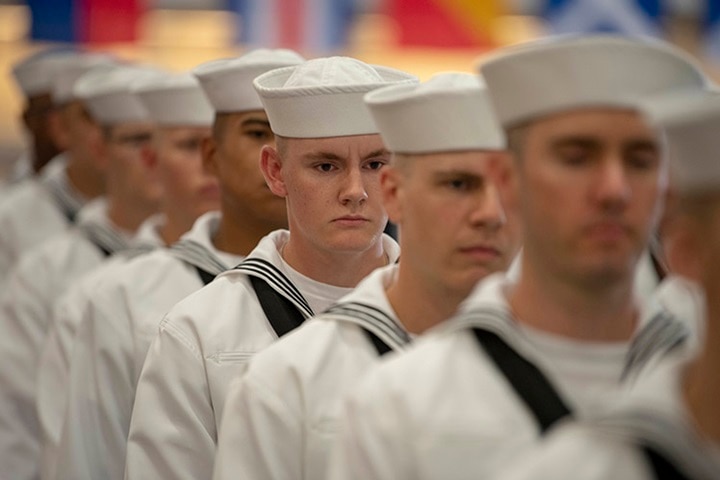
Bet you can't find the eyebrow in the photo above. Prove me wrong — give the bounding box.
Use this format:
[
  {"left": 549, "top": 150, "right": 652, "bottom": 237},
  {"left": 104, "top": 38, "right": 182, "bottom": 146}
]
[
  {"left": 240, "top": 118, "right": 271, "bottom": 128},
  {"left": 551, "top": 137, "right": 601, "bottom": 150},
  {"left": 433, "top": 170, "right": 486, "bottom": 182},
  {"left": 304, "top": 149, "right": 390, "bottom": 162}
]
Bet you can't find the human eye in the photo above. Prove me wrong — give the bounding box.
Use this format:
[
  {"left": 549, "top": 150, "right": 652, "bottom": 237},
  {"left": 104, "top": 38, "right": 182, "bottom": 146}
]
[
  {"left": 364, "top": 159, "right": 387, "bottom": 171},
  {"left": 625, "top": 148, "right": 659, "bottom": 171},
  {"left": 315, "top": 162, "right": 336, "bottom": 173},
  {"left": 176, "top": 138, "right": 202, "bottom": 152},
  {"left": 244, "top": 128, "right": 273, "bottom": 142},
  {"left": 443, "top": 175, "right": 478, "bottom": 192}
]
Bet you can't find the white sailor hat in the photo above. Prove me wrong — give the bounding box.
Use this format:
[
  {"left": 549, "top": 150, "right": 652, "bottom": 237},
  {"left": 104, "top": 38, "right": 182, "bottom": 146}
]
[
  {"left": 50, "top": 52, "right": 118, "bottom": 105},
  {"left": 193, "top": 49, "right": 305, "bottom": 113},
  {"left": 364, "top": 72, "right": 505, "bottom": 154},
  {"left": 253, "top": 56, "right": 418, "bottom": 138},
  {"left": 73, "top": 65, "right": 163, "bottom": 125},
  {"left": 133, "top": 73, "right": 214, "bottom": 126},
  {"left": 479, "top": 35, "right": 708, "bottom": 128},
  {"left": 642, "top": 89, "right": 720, "bottom": 194},
  {"left": 11, "top": 47, "right": 79, "bottom": 97}
]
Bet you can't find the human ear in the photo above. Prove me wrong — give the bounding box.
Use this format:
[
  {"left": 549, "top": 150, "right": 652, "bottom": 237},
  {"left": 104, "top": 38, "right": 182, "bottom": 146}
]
[{"left": 260, "top": 145, "right": 288, "bottom": 197}]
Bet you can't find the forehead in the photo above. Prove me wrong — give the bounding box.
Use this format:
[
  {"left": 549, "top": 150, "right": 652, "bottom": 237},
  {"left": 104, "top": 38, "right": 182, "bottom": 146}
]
[
  {"left": 526, "top": 107, "right": 657, "bottom": 144},
  {"left": 401, "top": 150, "right": 499, "bottom": 174},
  {"left": 222, "top": 109, "right": 269, "bottom": 124},
  {"left": 284, "top": 133, "right": 386, "bottom": 159}
]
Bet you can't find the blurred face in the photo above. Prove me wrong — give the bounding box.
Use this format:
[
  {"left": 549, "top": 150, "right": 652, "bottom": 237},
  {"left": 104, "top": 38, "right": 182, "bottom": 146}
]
[
  {"left": 384, "top": 151, "right": 521, "bottom": 295},
  {"left": 207, "top": 112, "right": 286, "bottom": 229},
  {"left": 262, "top": 134, "right": 389, "bottom": 255},
  {"left": 513, "top": 108, "right": 666, "bottom": 286},
  {"left": 104, "top": 122, "right": 161, "bottom": 209},
  {"left": 152, "top": 126, "right": 219, "bottom": 227},
  {"left": 21, "top": 93, "right": 61, "bottom": 173},
  {"left": 58, "top": 100, "right": 105, "bottom": 172}
]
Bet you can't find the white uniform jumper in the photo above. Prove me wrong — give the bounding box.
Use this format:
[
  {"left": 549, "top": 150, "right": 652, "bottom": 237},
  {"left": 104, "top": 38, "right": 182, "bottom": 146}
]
[
  {"left": 0, "top": 198, "right": 133, "bottom": 480},
  {"left": 0, "top": 154, "right": 86, "bottom": 280},
  {"left": 496, "top": 355, "right": 720, "bottom": 480},
  {"left": 213, "top": 264, "right": 411, "bottom": 480},
  {"left": 36, "top": 214, "right": 166, "bottom": 480},
  {"left": 330, "top": 272, "right": 692, "bottom": 480},
  {"left": 125, "top": 230, "right": 400, "bottom": 480},
  {"left": 44, "top": 212, "right": 236, "bottom": 480}
]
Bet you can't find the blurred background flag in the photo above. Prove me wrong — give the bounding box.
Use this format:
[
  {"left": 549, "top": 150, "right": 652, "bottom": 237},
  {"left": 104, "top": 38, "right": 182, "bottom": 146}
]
[
  {"left": 230, "top": 0, "right": 357, "bottom": 54},
  {"left": 26, "top": 0, "right": 143, "bottom": 43},
  {"left": 386, "top": 0, "right": 503, "bottom": 48},
  {"left": 542, "top": 0, "right": 664, "bottom": 37},
  {"left": 705, "top": 0, "right": 720, "bottom": 62}
]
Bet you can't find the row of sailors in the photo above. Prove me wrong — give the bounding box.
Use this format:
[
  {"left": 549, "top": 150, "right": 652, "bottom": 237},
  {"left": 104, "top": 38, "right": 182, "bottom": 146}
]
[{"left": 0, "top": 35, "right": 716, "bottom": 480}]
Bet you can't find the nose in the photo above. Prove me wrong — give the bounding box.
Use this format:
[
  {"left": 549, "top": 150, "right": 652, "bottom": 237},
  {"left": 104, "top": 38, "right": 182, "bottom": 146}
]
[
  {"left": 471, "top": 183, "right": 506, "bottom": 231},
  {"left": 340, "top": 166, "right": 368, "bottom": 206},
  {"left": 594, "top": 157, "right": 631, "bottom": 213}
]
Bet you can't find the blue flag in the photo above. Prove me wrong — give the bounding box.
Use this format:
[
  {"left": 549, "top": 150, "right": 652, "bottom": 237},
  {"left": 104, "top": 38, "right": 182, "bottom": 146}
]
[
  {"left": 543, "top": 0, "right": 664, "bottom": 37},
  {"left": 705, "top": 0, "right": 720, "bottom": 62}
]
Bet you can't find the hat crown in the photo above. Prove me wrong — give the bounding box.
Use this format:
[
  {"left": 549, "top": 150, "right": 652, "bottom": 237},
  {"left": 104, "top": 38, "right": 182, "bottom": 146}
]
[
  {"left": 642, "top": 89, "right": 720, "bottom": 193},
  {"left": 365, "top": 72, "right": 505, "bottom": 153},
  {"left": 192, "top": 49, "right": 305, "bottom": 113},
  {"left": 480, "top": 34, "right": 708, "bottom": 127},
  {"left": 133, "top": 72, "right": 214, "bottom": 127},
  {"left": 253, "top": 56, "right": 417, "bottom": 138},
  {"left": 284, "top": 57, "right": 384, "bottom": 88}
]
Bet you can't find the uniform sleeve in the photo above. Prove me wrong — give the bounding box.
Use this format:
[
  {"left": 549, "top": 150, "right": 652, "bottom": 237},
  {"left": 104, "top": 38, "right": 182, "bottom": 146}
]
[
  {"left": 125, "top": 319, "right": 217, "bottom": 480},
  {"left": 53, "top": 286, "right": 136, "bottom": 480},
  {"left": 213, "top": 367, "right": 302, "bottom": 480},
  {"left": 0, "top": 255, "right": 55, "bottom": 480},
  {"left": 329, "top": 371, "right": 415, "bottom": 480},
  {"left": 36, "top": 288, "right": 92, "bottom": 480}
]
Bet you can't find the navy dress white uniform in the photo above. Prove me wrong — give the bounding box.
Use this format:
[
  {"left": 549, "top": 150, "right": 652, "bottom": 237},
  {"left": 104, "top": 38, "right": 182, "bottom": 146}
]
[
  {"left": 494, "top": 85, "right": 720, "bottom": 480},
  {"left": 330, "top": 273, "right": 691, "bottom": 480},
  {"left": 0, "top": 64, "right": 162, "bottom": 480},
  {"left": 124, "top": 56, "right": 415, "bottom": 480},
  {"left": 36, "top": 214, "right": 164, "bottom": 480},
  {"left": 212, "top": 72, "right": 515, "bottom": 480},
  {"left": 330, "top": 36, "right": 708, "bottom": 480},
  {"left": 0, "top": 53, "right": 115, "bottom": 281},
  {"left": 48, "top": 49, "right": 305, "bottom": 480},
  {"left": 0, "top": 199, "right": 134, "bottom": 480},
  {"left": 35, "top": 69, "right": 216, "bottom": 480}
]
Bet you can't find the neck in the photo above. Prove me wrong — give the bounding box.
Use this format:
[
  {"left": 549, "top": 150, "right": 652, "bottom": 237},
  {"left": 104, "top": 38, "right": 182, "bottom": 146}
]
[
  {"left": 282, "top": 235, "right": 388, "bottom": 288},
  {"left": 387, "top": 266, "right": 468, "bottom": 335},
  {"left": 65, "top": 157, "right": 105, "bottom": 200},
  {"left": 683, "top": 297, "right": 720, "bottom": 443},
  {"left": 509, "top": 252, "right": 638, "bottom": 342},
  {"left": 212, "top": 207, "right": 281, "bottom": 257},
  {"left": 158, "top": 209, "right": 194, "bottom": 247},
  {"left": 107, "top": 199, "right": 152, "bottom": 234}
]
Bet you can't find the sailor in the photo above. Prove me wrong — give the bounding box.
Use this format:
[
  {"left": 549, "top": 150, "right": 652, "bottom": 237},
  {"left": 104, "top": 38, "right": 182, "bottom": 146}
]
[
  {"left": 35, "top": 68, "right": 220, "bottom": 480},
  {"left": 46, "top": 49, "right": 304, "bottom": 480},
  {"left": 0, "top": 52, "right": 116, "bottom": 279},
  {"left": 330, "top": 35, "right": 708, "bottom": 480},
  {"left": 0, "top": 63, "right": 162, "bottom": 480},
  {"left": 124, "top": 56, "right": 416, "bottom": 480},
  {"left": 212, "top": 72, "right": 522, "bottom": 480},
  {"left": 493, "top": 88, "right": 720, "bottom": 480},
  {"left": 7, "top": 47, "right": 73, "bottom": 188}
]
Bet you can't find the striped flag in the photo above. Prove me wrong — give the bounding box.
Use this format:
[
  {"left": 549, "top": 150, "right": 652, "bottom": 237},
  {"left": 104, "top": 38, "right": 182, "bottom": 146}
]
[
  {"left": 543, "top": 0, "right": 664, "bottom": 37},
  {"left": 386, "top": 0, "right": 502, "bottom": 48},
  {"left": 229, "top": 0, "right": 357, "bottom": 55},
  {"left": 27, "top": 0, "right": 144, "bottom": 43}
]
